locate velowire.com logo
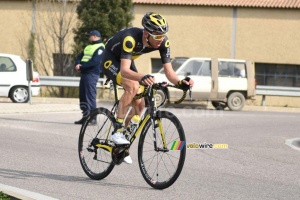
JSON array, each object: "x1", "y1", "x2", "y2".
[
  {"x1": 170, "y1": 141, "x2": 228, "y2": 150},
  {"x1": 186, "y1": 142, "x2": 228, "y2": 149}
]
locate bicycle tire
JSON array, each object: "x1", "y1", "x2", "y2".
[
  {"x1": 138, "y1": 110, "x2": 186, "y2": 189},
  {"x1": 78, "y1": 107, "x2": 116, "y2": 180}
]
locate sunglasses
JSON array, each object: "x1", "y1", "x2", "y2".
[{"x1": 148, "y1": 32, "x2": 166, "y2": 40}]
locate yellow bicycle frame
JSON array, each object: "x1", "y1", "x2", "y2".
[{"x1": 96, "y1": 112, "x2": 168, "y2": 152}]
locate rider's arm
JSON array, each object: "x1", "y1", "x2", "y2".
[
  {"x1": 120, "y1": 59, "x2": 155, "y2": 85},
  {"x1": 163, "y1": 62, "x2": 194, "y2": 88},
  {"x1": 163, "y1": 62, "x2": 180, "y2": 85},
  {"x1": 120, "y1": 58, "x2": 144, "y2": 81}
]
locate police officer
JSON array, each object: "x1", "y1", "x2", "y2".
[{"x1": 74, "y1": 30, "x2": 105, "y2": 125}]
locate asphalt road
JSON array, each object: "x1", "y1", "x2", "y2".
[{"x1": 0, "y1": 103, "x2": 300, "y2": 200}]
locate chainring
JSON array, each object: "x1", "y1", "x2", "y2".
[{"x1": 111, "y1": 146, "x2": 127, "y2": 165}]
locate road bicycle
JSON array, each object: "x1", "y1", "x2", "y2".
[{"x1": 78, "y1": 80, "x2": 190, "y2": 189}]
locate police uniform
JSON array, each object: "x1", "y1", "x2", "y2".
[{"x1": 75, "y1": 40, "x2": 105, "y2": 120}]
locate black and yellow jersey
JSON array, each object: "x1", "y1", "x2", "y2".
[{"x1": 105, "y1": 27, "x2": 171, "y2": 64}]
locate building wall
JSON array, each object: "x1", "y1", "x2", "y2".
[
  {"x1": 0, "y1": 1, "x2": 32, "y2": 57},
  {"x1": 132, "y1": 5, "x2": 300, "y2": 73},
  {"x1": 0, "y1": 0, "x2": 78, "y2": 76},
  {"x1": 236, "y1": 8, "x2": 300, "y2": 65},
  {"x1": 1, "y1": 2, "x2": 300, "y2": 75},
  {"x1": 132, "y1": 5, "x2": 234, "y2": 74}
]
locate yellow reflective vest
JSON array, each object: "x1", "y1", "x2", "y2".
[{"x1": 81, "y1": 43, "x2": 105, "y2": 62}]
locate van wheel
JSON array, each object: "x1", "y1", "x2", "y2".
[
  {"x1": 9, "y1": 86, "x2": 29, "y2": 103},
  {"x1": 227, "y1": 92, "x2": 245, "y2": 111},
  {"x1": 211, "y1": 101, "x2": 227, "y2": 110},
  {"x1": 155, "y1": 89, "x2": 167, "y2": 108}
]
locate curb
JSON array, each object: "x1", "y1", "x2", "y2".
[{"x1": 0, "y1": 183, "x2": 58, "y2": 200}]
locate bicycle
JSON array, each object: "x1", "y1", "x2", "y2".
[{"x1": 78, "y1": 80, "x2": 191, "y2": 189}]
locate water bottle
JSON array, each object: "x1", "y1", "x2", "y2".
[{"x1": 126, "y1": 115, "x2": 140, "y2": 140}]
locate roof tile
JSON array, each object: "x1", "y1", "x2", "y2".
[{"x1": 132, "y1": 0, "x2": 300, "y2": 8}]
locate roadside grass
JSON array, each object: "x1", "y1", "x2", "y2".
[{"x1": 0, "y1": 191, "x2": 10, "y2": 200}]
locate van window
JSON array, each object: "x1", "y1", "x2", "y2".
[
  {"x1": 218, "y1": 61, "x2": 246, "y2": 77},
  {"x1": 0, "y1": 56, "x2": 17, "y2": 72},
  {"x1": 199, "y1": 61, "x2": 211, "y2": 76},
  {"x1": 177, "y1": 60, "x2": 196, "y2": 76},
  {"x1": 177, "y1": 60, "x2": 210, "y2": 76},
  {"x1": 157, "y1": 57, "x2": 187, "y2": 74}
]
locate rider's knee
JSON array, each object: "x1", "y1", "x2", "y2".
[
  {"x1": 124, "y1": 81, "x2": 139, "y2": 95},
  {"x1": 133, "y1": 98, "x2": 145, "y2": 107},
  {"x1": 132, "y1": 98, "x2": 145, "y2": 115}
]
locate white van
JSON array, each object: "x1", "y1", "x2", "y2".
[
  {"x1": 153, "y1": 57, "x2": 256, "y2": 111},
  {"x1": 0, "y1": 53, "x2": 40, "y2": 103}
]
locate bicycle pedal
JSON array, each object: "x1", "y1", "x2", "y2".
[{"x1": 113, "y1": 145, "x2": 128, "y2": 154}]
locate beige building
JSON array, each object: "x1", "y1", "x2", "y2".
[{"x1": 1, "y1": 0, "x2": 300, "y2": 105}]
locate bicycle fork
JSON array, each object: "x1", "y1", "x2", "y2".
[{"x1": 150, "y1": 116, "x2": 168, "y2": 152}]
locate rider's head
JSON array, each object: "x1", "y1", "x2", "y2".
[{"x1": 142, "y1": 12, "x2": 168, "y2": 34}]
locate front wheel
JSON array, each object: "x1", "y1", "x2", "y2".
[
  {"x1": 78, "y1": 107, "x2": 116, "y2": 180},
  {"x1": 138, "y1": 111, "x2": 186, "y2": 189},
  {"x1": 9, "y1": 86, "x2": 29, "y2": 103}
]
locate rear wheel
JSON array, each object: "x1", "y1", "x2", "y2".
[
  {"x1": 138, "y1": 111, "x2": 186, "y2": 189},
  {"x1": 78, "y1": 107, "x2": 115, "y2": 180}
]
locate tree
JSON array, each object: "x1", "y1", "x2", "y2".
[
  {"x1": 33, "y1": 0, "x2": 79, "y2": 97},
  {"x1": 73, "y1": 0, "x2": 133, "y2": 55}
]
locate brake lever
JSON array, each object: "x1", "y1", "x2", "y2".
[
  {"x1": 160, "y1": 81, "x2": 168, "y2": 88},
  {"x1": 147, "y1": 85, "x2": 153, "y2": 97}
]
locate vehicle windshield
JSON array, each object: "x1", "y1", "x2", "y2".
[{"x1": 158, "y1": 57, "x2": 188, "y2": 73}]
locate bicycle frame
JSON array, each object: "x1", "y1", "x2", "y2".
[{"x1": 95, "y1": 83, "x2": 168, "y2": 153}]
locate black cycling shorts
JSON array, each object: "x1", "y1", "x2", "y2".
[{"x1": 101, "y1": 50, "x2": 137, "y2": 86}]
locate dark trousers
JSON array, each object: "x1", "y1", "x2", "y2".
[{"x1": 79, "y1": 73, "x2": 98, "y2": 117}]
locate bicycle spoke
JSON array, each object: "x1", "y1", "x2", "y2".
[
  {"x1": 157, "y1": 153, "x2": 173, "y2": 179},
  {"x1": 138, "y1": 111, "x2": 186, "y2": 189},
  {"x1": 78, "y1": 108, "x2": 115, "y2": 180}
]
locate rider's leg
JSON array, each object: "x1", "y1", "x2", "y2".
[
  {"x1": 111, "y1": 78, "x2": 139, "y2": 145},
  {"x1": 121, "y1": 86, "x2": 145, "y2": 165},
  {"x1": 117, "y1": 77, "x2": 140, "y2": 120},
  {"x1": 114, "y1": 78, "x2": 140, "y2": 163},
  {"x1": 125, "y1": 98, "x2": 145, "y2": 126}
]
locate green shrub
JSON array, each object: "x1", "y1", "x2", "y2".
[{"x1": 0, "y1": 191, "x2": 10, "y2": 200}]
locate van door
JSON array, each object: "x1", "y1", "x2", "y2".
[
  {"x1": 175, "y1": 58, "x2": 211, "y2": 100},
  {"x1": 217, "y1": 60, "x2": 248, "y2": 100}
]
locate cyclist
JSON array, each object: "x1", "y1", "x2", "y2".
[{"x1": 101, "y1": 12, "x2": 194, "y2": 164}]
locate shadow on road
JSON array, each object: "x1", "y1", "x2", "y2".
[{"x1": 0, "y1": 168, "x2": 153, "y2": 190}]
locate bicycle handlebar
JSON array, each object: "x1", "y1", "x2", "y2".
[
  {"x1": 155, "y1": 82, "x2": 192, "y2": 104},
  {"x1": 104, "y1": 79, "x2": 192, "y2": 105},
  {"x1": 135, "y1": 82, "x2": 192, "y2": 105}
]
